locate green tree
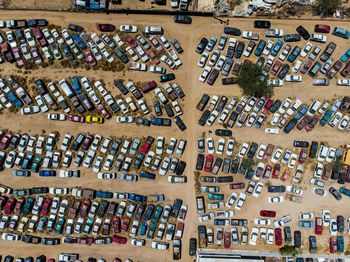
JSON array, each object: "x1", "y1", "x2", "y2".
[
  {"x1": 315, "y1": 0, "x2": 342, "y2": 15},
  {"x1": 238, "y1": 63, "x2": 273, "y2": 98},
  {"x1": 279, "y1": 245, "x2": 298, "y2": 256},
  {"x1": 332, "y1": 157, "x2": 344, "y2": 172},
  {"x1": 242, "y1": 158, "x2": 255, "y2": 170}
]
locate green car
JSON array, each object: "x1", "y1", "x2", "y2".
[
  {"x1": 337, "y1": 236, "x2": 344, "y2": 252},
  {"x1": 31, "y1": 155, "x2": 42, "y2": 173},
  {"x1": 339, "y1": 187, "x2": 350, "y2": 197},
  {"x1": 151, "y1": 205, "x2": 163, "y2": 224},
  {"x1": 83, "y1": 217, "x2": 94, "y2": 234},
  {"x1": 208, "y1": 193, "x2": 224, "y2": 200},
  {"x1": 55, "y1": 217, "x2": 65, "y2": 234},
  {"x1": 22, "y1": 197, "x2": 35, "y2": 215},
  {"x1": 147, "y1": 222, "x2": 157, "y2": 239},
  {"x1": 332, "y1": 27, "x2": 349, "y2": 39},
  {"x1": 159, "y1": 73, "x2": 175, "y2": 83}
]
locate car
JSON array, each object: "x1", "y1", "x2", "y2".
[
  {"x1": 329, "y1": 187, "x2": 342, "y2": 201},
  {"x1": 97, "y1": 24, "x2": 115, "y2": 32},
  {"x1": 296, "y1": 25, "x2": 310, "y2": 40},
  {"x1": 268, "y1": 196, "x2": 284, "y2": 203},
  {"x1": 174, "y1": 15, "x2": 192, "y2": 24},
  {"x1": 119, "y1": 24, "x2": 137, "y2": 33}
]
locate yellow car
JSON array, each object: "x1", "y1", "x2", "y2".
[{"x1": 85, "y1": 115, "x2": 104, "y2": 124}]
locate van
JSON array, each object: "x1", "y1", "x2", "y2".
[
  {"x1": 58, "y1": 79, "x2": 75, "y2": 98},
  {"x1": 196, "y1": 196, "x2": 205, "y2": 215},
  {"x1": 144, "y1": 26, "x2": 163, "y2": 35}
]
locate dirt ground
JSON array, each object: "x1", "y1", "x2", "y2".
[{"x1": 0, "y1": 10, "x2": 349, "y2": 261}]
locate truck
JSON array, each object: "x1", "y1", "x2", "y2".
[{"x1": 197, "y1": 225, "x2": 207, "y2": 248}]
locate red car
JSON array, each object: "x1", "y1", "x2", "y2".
[
  {"x1": 260, "y1": 210, "x2": 276, "y2": 217},
  {"x1": 322, "y1": 164, "x2": 332, "y2": 180},
  {"x1": 140, "y1": 136, "x2": 154, "y2": 154},
  {"x1": 40, "y1": 197, "x2": 52, "y2": 216},
  {"x1": 223, "y1": 232, "x2": 231, "y2": 249},
  {"x1": 14, "y1": 198, "x2": 25, "y2": 215},
  {"x1": 315, "y1": 217, "x2": 323, "y2": 235},
  {"x1": 78, "y1": 237, "x2": 94, "y2": 245},
  {"x1": 141, "y1": 81, "x2": 157, "y2": 94},
  {"x1": 124, "y1": 34, "x2": 137, "y2": 48},
  {"x1": 230, "y1": 182, "x2": 245, "y2": 190},
  {"x1": 262, "y1": 165, "x2": 272, "y2": 179},
  {"x1": 305, "y1": 115, "x2": 319, "y2": 132},
  {"x1": 3, "y1": 197, "x2": 16, "y2": 215},
  {"x1": 113, "y1": 235, "x2": 127, "y2": 244},
  {"x1": 298, "y1": 148, "x2": 307, "y2": 164},
  {"x1": 272, "y1": 164, "x2": 281, "y2": 179},
  {"x1": 83, "y1": 49, "x2": 97, "y2": 66},
  {"x1": 314, "y1": 24, "x2": 330, "y2": 33},
  {"x1": 98, "y1": 104, "x2": 112, "y2": 119},
  {"x1": 121, "y1": 217, "x2": 130, "y2": 231},
  {"x1": 0, "y1": 195, "x2": 8, "y2": 209},
  {"x1": 326, "y1": 60, "x2": 343, "y2": 79},
  {"x1": 204, "y1": 154, "x2": 214, "y2": 172},
  {"x1": 79, "y1": 199, "x2": 91, "y2": 218},
  {"x1": 280, "y1": 169, "x2": 290, "y2": 182},
  {"x1": 263, "y1": 98, "x2": 274, "y2": 112},
  {"x1": 270, "y1": 60, "x2": 282, "y2": 75},
  {"x1": 113, "y1": 259, "x2": 122, "y2": 262},
  {"x1": 97, "y1": 23, "x2": 116, "y2": 32},
  {"x1": 329, "y1": 237, "x2": 337, "y2": 254},
  {"x1": 0, "y1": 132, "x2": 12, "y2": 150},
  {"x1": 297, "y1": 115, "x2": 311, "y2": 130},
  {"x1": 113, "y1": 217, "x2": 121, "y2": 233},
  {"x1": 274, "y1": 228, "x2": 283, "y2": 246},
  {"x1": 32, "y1": 27, "x2": 47, "y2": 47},
  {"x1": 68, "y1": 114, "x2": 85, "y2": 123},
  {"x1": 340, "y1": 61, "x2": 350, "y2": 77}
]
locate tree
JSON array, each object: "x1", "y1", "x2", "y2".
[
  {"x1": 237, "y1": 63, "x2": 273, "y2": 98},
  {"x1": 315, "y1": 0, "x2": 342, "y2": 15},
  {"x1": 279, "y1": 245, "x2": 298, "y2": 256},
  {"x1": 332, "y1": 157, "x2": 344, "y2": 172}
]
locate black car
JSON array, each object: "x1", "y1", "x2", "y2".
[
  {"x1": 173, "y1": 239, "x2": 182, "y2": 260},
  {"x1": 207, "y1": 69, "x2": 219, "y2": 85},
  {"x1": 196, "y1": 154, "x2": 204, "y2": 170},
  {"x1": 234, "y1": 42, "x2": 245, "y2": 58},
  {"x1": 231, "y1": 219, "x2": 248, "y2": 226},
  {"x1": 296, "y1": 25, "x2": 310, "y2": 40},
  {"x1": 114, "y1": 48, "x2": 129, "y2": 64},
  {"x1": 114, "y1": 80, "x2": 129, "y2": 95},
  {"x1": 174, "y1": 116, "x2": 186, "y2": 131},
  {"x1": 329, "y1": 187, "x2": 342, "y2": 200},
  {"x1": 230, "y1": 157, "x2": 240, "y2": 174},
  {"x1": 269, "y1": 99, "x2": 282, "y2": 113},
  {"x1": 30, "y1": 187, "x2": 49, "y2": 194},
  {"x1": 199, "y1": 176, "x2": 217, "y2": 183},
  {"x1": 196, "y1": 37, "x2": 209, "y2": 54},
  {"x1": 309, "y1": 141, "x2": 318, "y2": 158},
  {"x1": 224, "y1": 27, "x2": 241, "y2": 36},
  {"x1": 196, "y1": 94, "x2": 210, "y2": 111},
  {"x1": 217, "y1": 176, "x2": 233, "y2": 183},
  {"x1": 164, "y1": 103, "x2": 175, "y2": 117},
  {"x1": 189, "y1": 238, "x2": 197, "y2": 256},
  {"x1": 267, "y1": 185, "x2": 286, "y2": 193},
  {"x1": 153, "y1": 100, "x2": 162, "y2": 116},
  {"x1": 284, "y1": 33, "x2": 302, "y2": 42},
  {"x1": 97, "y1": 200, "x2": 109, "y2": 218},
  {"x1": 278, "y1": 64, "x2": 290, "y2": 79},
  {"x1": 222, "y1": 158, "x2": 230, "y2": 173},
  {"x1": 247, "y1": 142, "x2": 258, "y2": 158},
  {"x1": 337, "y1": 215, "x2": 345, "y2": 233},
  {"x1": 222, "y1": 77, "x2": 238, "y2": 85},
  {"x1": 294, "y1": 230, "x2": 301, "y2": 248},
  {"x1": 175, "y1": 160, "x2": 186, "y2": 176},
  {"x1": 171, "y1": 198, "x2": 183, "y2": 218},
  {"x1": 144, "y1": 204, "x2": 155, "y2": 221},
  {"x1": 309, "y1": 236, "x2": 317, "y2": 253},
  {"x1": 215, "y1": 129, "x2": 232, "y2": 137},
  {"x1": 293, "y1": 140, "x2": 309, "y2": 148},
  {"x1": 211, "y1": 158, "x2": 223, "y2": 174},
  {"x1": 254, "y1": 20, "x2": 271, "y2": 29},
  {"x1": 4, "y1": 256, "x2": 14, "y2": 262},
  {"x1": 198, "y1": 110, "x2": 210, "y2": 126},
  {"x1": 174, "y1": 15, "x2": 192, "y2": 24},
  {"x1": 36, "y1": 256, "x2": 46, "y2": 262},
  {"x1": 69, "y1": 23, "x2": 84, "y2": 32}
]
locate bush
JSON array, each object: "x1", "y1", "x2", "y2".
[
  {"x1": 279, "y1": 245, "x2": 298, "y2": 256},
  {"x1": 238, "y1": 63, "x2": 272, "y2": 98},
  {"x1": 315, "y1": 0, "x2": 342, "y2": 15}
]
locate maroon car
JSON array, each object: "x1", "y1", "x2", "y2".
[
  {"x1": 305, "y1": 115, "x2": 319, "y2": 132},
  {"x1": 275, "y1": 228, "x2": 283, "y2": 246},
  {"x1": 140, "y1": 81, "x2": 157, "y2": 94},
  {"x1": 98, "y1": 104, "x2": 111, "y2": 119},
  {"x1": 260, "y1": 210, "x2": 276, "y2": 217},
  {"x1": 113, "y1": 235, "x2": 127, "y2": 244},
  {"x1": 223, "y1": 232, "x2": 231, "y2": 249},
  {"x1": 3, "y1": 197, "x2": 16, "y2": 215},
  {"x1": 113, "y1": 217, "x2": 121, "y2": 233},
  {"x1": 68, "y1": 114, "x2": 85, "y2": 123},
  {"x1": 97, "y1": 23, "x2": 115, "y2": 32},
  {"x1": 272, "y1": 163, "x2": 281, "y2": 179},
  {"x1": 78, "y1": 237, "x2": 94, "y2": 245},
  {"x1": 341, "y1": 61, "x2": 350, "y2": 77},
  {"x1": 0, "y1": 195, "x2": 8, "y2": 209},
  {"x1": 0, "y1": 132, "x2": 12, "y2": 150},
  {"x1": 322, "y1": 163, "x2": 332, "y2": 180},
  {"x1": 326, "y1": 60, "x2": 343, "y2": 79},
  {"x1": 79, "y1": 199, "x2": 91, "y2": 218},
  {"x1": 314, "y1": 24, "x2": 331, "y2": 33},
  {"x1": 262, "y1": 165, "x2": 272, "y2": 179},
  {"x1": 14, "y1": 198, "x2": 25, "y2": 215},
  {"x1": 124, "y1": 34, "x2": 137, "y2": 48},
  {"x1": 81, "y1": 135, "x2": 94, "y2": 151},
  {"x1": 41, "y1": 197, "x2": 52, "y2": 216},
  {"x1": 83, "y1": 49, "x2": 97, "y2": 66},
  {"x1": 297, "y1": 115, "x2": 311, "y2": 130},
  {"x1": 298, "y1": 148, "x2": 307, "y2": 164},
  {"x1": 230, "y1": 182, "x2": 245, "y2": 190}
]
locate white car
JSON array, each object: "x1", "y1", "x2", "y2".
[
  {"x1": 286, "y1": 186, "x2": 303, "y2": 195},
  {"x1": 156, "y1": 136, "x2": 164, "y2": 155},
  {"x1": 337, "y1": 79, "x2": 350, "y2": 86},
  {"x1": 131, "y1": 238, "x2": 145, "y2": 246},
  {"x1": 256, "y1": 144, "x2": 266, "y2": 160},
  {"x1": 254, "y1": 218, "x2": 271, "y2": 225},
  {"x1": 225, "y1": 192, "x2": 237, "y2": 208},
  {"x1": 265, "y1": 128, "x2": 279, "y2": 135},
  {"x1": 238, "y1": 143, "x2": 249, "y2": 158},
  {"x1": 271, "y1": 148, "x2": 283, "y2": 163},
  {"x1": 216, "y1": 138, "x2": 225, "y2": 155},
  {"x1": 285, "y1": 75, "x2": 302, "y2": 82},
  {"x1": 119, "y1": 24, "x2": 138, "y2": 33},
  {"x1": 198, "y1": 51, "x2": 209, "y2": 67},
  {"x1": 267, "y1": 79, "x2": 284, "y2": 87},
  {"x1": 322, "y1": 210, "x2": 331, "y2": 227},
  {"x1": 48, "y1": 113, "x2": 66, "y2": 121},
  {"x1": 299, "y1": 212, "x2": 314, "y2": 220},
  {"x1": 116, "y1": 116, "x2": 134, "y2": 123},
  {"x1": 300, "y1": 42, "x2": 313, "y2": 57},
  {"x1": 198, "y1": 212, "x2": 215, "y2": 223},
  {"x1": 199, "y1": 66, "x2": 212, "y2": 82},
  {"x1": 249, "y1": 227, "x2": 259, "y2": 245},
  {"x1": 150, "y1": 65, "x2": 166, "y2": 74},
  {"x1": 235, "y1": 192, "x2": 246, "y2": 210},
  {"x1": 206, "y1": 138, "x2": 215, "y2": 154},
  {"x1": 330, "y1": 219, "x2": 337, "y2": 236},
  {"x1": 338, "y1": 115, "x2": 350, "y2": 130},
  {"x1": 226, "y1": 139, "x2": 234, "y2": 156},
  {"x1": 268, "y1": 195, "x2": 284, "y2": 203},
  {"x1": 252, "y1": 182, "x2": 263, "y2": 198}
]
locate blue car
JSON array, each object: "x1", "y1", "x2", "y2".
[
  {"x1": 332, "y1": 27, "x2": 350, "y2": 39},
  {"x1": 39, "y1": 170, "x2": 56, "y2": 177},
  {"x1": 271, "y1": 40, "x2": 283, "y2": 57},
  {"x1": 287, "y1": 46, "x2": 301, "y2": 63},
  {"x1": 214, "y1": 219, "x2": 229, "y2": 226},
  {"x1": 283, "y1": 118, "x2": 297, "y2": 134},
  {"x1": 7, "y1": 91, "x2": 23, "y2": 107},
  {"x1": 71, "y1": 76, "x2": 83, "y2": 95},
  {"x1": 61, "y1": 44, "x2": 74, "y2": 61},
  {"x1": 72, "y1": 33, "x2": 87, "y2": 50},
  {"x1": 295, "y1": 105, "x2": 308, "y2": 121},
  {"x1": 139, "y1": 222, "x2": 148, "y2": 236},
  {"x1": 129, "y1": 193, "x2": 147, "y2": 203},
  {"x1": 298, "y1": 220, "x2": 315, "y2": 228},
  {"x1": 255, "y1": 39, "x2": 266, "y2": 56},
  {"x1": 96, "y1": 191, "x2": 113, "y2": 198},
  {"x1": 319, "y1": 110, "x2": 333, "y2": 126},
  {"x1": 340, "y1": 48, "x2": 350, "y2": 63}
]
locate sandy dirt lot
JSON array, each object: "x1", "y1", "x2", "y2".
[{"x1": 0, "y1": 10, "x2": 349, "y2": 261}]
